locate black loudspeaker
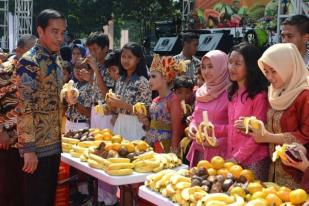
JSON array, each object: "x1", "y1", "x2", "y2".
[
  {"x1": 153, "y1": 36, "x2": 182, "y2": 55},
  {"x1": 197, "y1": 33, "x2": 233, "y2": 56}
]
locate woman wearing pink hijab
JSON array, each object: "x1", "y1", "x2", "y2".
[{"x1": 187, "y1": 50, "x2": 230, "y2": 167}]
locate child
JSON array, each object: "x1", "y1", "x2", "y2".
[
  {"x1": 142, "y1": 55, "x2": 184, "y2": 153},
  {"x1": 186, "y1": 50, "x2": 230, "y2": 167},
  {"x1": 71, "y1": 44, "x2": 87, "y2": 65},
  {"x1": 106, "y1": 42, "x2": 152, "y2": 140},
  {"x1": 65, "y1": 64, "x2": 93, "y2": 133},
  {"x1": 227, "y1": 42, "x2": 269, "y2": 181},
  {"x1": 91, "y1": 50, "x2": 122, "y2": 130},
  {"x1": 173, "y1": 75, "x2": 195, "y2": 105},
  {"x1": 105, "y1": 49, "x2": 121, "y2": 81}
]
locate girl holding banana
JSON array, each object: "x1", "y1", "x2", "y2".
[
  {"x1": 186, "y1": 50, "x2": 230, "y2": 167},
  {"x1": 238, "y1": 43, "x2": 309, "y2": 189},
  {"x1": 227, "y1": 42, "x2": 270, "y2": 181},
  {"x1": 106, "y1": 42, "x2": 152, "y2": 140}
]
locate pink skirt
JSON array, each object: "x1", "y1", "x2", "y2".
[{"x1": 186, "y1": 137, "x2": 227, "y2": 168}]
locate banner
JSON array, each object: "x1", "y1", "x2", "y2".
[{"x1": 192, "y1": 0, "x2": 280, "y2": 30}]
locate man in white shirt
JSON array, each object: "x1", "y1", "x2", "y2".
[{"x1": 174, "y1": 32, "x2": 201, "y2": 78}]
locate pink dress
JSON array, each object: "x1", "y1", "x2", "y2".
[
  {"x1": 227, "y1": 88, "x2": 269, "y2": 180},
  {"x1": 186, "y1": 91, "x2": 228, "y2": 167}
]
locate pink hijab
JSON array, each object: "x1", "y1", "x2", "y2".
[{"x1": 196, "y1": 50, "x2": 230, "y2": 102}]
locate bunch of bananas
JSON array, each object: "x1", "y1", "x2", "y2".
[
  {"x1": 133, "y1": 151, "x2": 182, "y2": 173},
  {"x1": 132, "y1": 102, "x2": 147, "y2": 115},
  {"x1": 105, "y1": 158, "x2": 134, "y2": 176},
  {"x1": 62, "y1": 137, "x2": 80, "y2": 153},
  {"x1": 243, "y1": 116, "x2": 264, "y2": 135},
  {"x1": 60, "y1": 80, "x2": 79, "y2": 102}
]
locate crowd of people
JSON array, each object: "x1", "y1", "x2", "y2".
[{"x1": 0, "y1": 8, "x2": 308, "y2": 206}]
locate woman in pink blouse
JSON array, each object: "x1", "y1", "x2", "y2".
[
  {"x1": 227, "y1": 42, "x2": 269, "y2": 181},
  {"x1": 187, "y1": 50, "x2": 230, "y2": 167}
]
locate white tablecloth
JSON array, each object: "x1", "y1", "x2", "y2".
[
  {"x1": 61, "y1": 153, "x2": 188, "y2": 186},
  {"x1": 138, "y1": 185, "x2": 179, "y2": 206}
]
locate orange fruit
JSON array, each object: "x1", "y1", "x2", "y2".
[
  {"x1": 111, "y1": 135, "x2": 123, "y2": 143},
  {"x1": 240, "y1": 169, "x2": 255, "y2": 182},
  {"x1": 229, "y1": 165, "x2": 243, "y2": 178},
  {"x1": 277, "y1": 189, "x2": 290, "y2": 202},
  {"x1": 251, "y1": 191, "x2": 266, "y2": 200},
  {"x1": 101, "y1": 128, "x2": 113, "y2": 135},
  {"x1": 102, "y1": 132, "x2": 112, "y2": 141},
  {"x1": 289, "y1": 189, "x2": 308, "y2": 205},
  {"x1": 246, "y1": 198, "x2": 268, "y2": 206},
  {"x1": 136, "y1": 141, "x2": 149, "y2": 151},
  {"x1": 112, "y1": 143, "x2": 121, "y2": 151},
  {"x1": 104, "y1": 144, "x2": 113, "y2": 151},
  {"x1": 247, "y1": 182, "x2": 264, "y2": 194},
  {"x1": 224, "y1": 162, "x2": 235, "y2": 170},
  {"x1": 263, "y1": 187, "x2": 277, "y2": 196},
  {"x1": 125, "y1": 143, "x2": 135, "y2": 153},
  {"x1": 197, "y1": 160, "x2": 213, "y2": 170},
  {"x1": 230, "y1": 187, "x2": 246, "y2": 198},
  {"x1": 210, "y1": 156, "x2": 225, "y2": 170},
  {"x1": 94, "y1": 133, "x2": 104, "y2": 141},
  {"x1": 207, "y1": 168, "x2": 217, "y2": 176},
  {"x1": 266, "y1": 193, "x2": 282, "y2": 206},
  {"x1": 217, "y1": 168, "x2": 229, "y2": 178}
]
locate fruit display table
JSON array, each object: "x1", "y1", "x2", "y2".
[
  {"x1": 61, "y1": 153, "x2": 188, "y2": 205},
  {"x1": 139, "y1": 185, "x2": 178, "y2": 206}
]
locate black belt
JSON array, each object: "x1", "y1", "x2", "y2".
[{"x1": 66, "y1": 117, "x2": 88, "y2": 123}]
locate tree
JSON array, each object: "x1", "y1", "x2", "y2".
[{"x1": 32, "y1": 0, "x2": 112, "y2": 38}]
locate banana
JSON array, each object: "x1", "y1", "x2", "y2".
[
  {"x1": 89, "y1": 154, "x2": 111, "y2": 167},
  {"x1": 175, "y1": 181, "x2": 191, "y2": 190},
  {"x1": 77, "y1": 141, "x2": 95, "y2": 148},
  {"x1": 108, "y1": 157, "x2": 130, "y2": 163},
  {"x1": 94, "y1": 101, "x2": 109, "y2": 116},
  {"x1": 243, "y1": 116, "x2": 264, "y2": 135},
  {"x1": 272, "y1": 144, "x2": 288, "y2": 162},
  {"x1": 62, "y1": 147, "x2": 71, "y2": 153},
  {"x1": 133, "y1": 102, "x2": 147, "y2": 115},
  {"x1": 152, "y1": 162, "x2": 164, "y2": 173},
  {"x1": 135, "y1": 151, "x2": 154, "y2": 161},
  {"x1": 227, "y1": 195, "x2": 245, "y2": 206},
  {"x1": 60, "y1": 80, "x2": 79, "y2": 102},
  {"x1": 88, "y1": 159, "x2": 104, "y2": 170},
  {"x1": 170, "y1": 175, "x2": 191, "y2": 185},
  {"x1": 155, "y1": 171, "x2": 176, "y2": 190},
  {"x1": 134, "y1": 159, "x2": 161, "y2": 169},
  {"x1": 107, "y1": 163, "x2": 134, "y2": 170},
  {"x1": 200, "y1": 193, "x2": 234, "y2": 204},
  {"x1": 62, "y1": 142, "x2": 73, "y2": 150},
  {"x1": 197, "y1": 121, "x2": 217, "y2": 147},
  {"x1": 80, "y1": 154, "x2": 88, "y2": 162},
  {"x1": 181, "y1": 186, "x2": 206, "y2": 201},
  {"x1": 134, "y1": 165, "x2": 155, "y2": 173},
  {"x1": 146, "y1": 169, "x2": 173, "y2": 182},
  {"x1": 62, "y1": 137, "x2": 80, "y2": 144},
  {"x1": 176, "y1": 169, "x2": 190, "y2": 176},
  {"x1": 105, "y1": 168, "x2": 133, "y2": 176},
  {"x1": 105, "y1": 89, "x2": 117, "y2": 101},
  {"x1": 166, "y1": 184, "x2": 176, "y2": 197},
  {"x1": 70, "y1": 150, "x2": 82, "y2": 158},
  {"x1": 72, "y1": 145, "x2": 87, "y2": 153}
]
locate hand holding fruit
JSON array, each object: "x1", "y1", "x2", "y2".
[
  {"x1": 188, "y1": 125, "x2": 197, "y2": 140},
  {"x1": 137, "y1": 113, "x2": 150, "y2": 129},
  {"x1": 106, "y1": 95, "x2": 123, "y2": 108},
  {"x1": 281, "y1": 144, "x2": 309, "y2": 172}
]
